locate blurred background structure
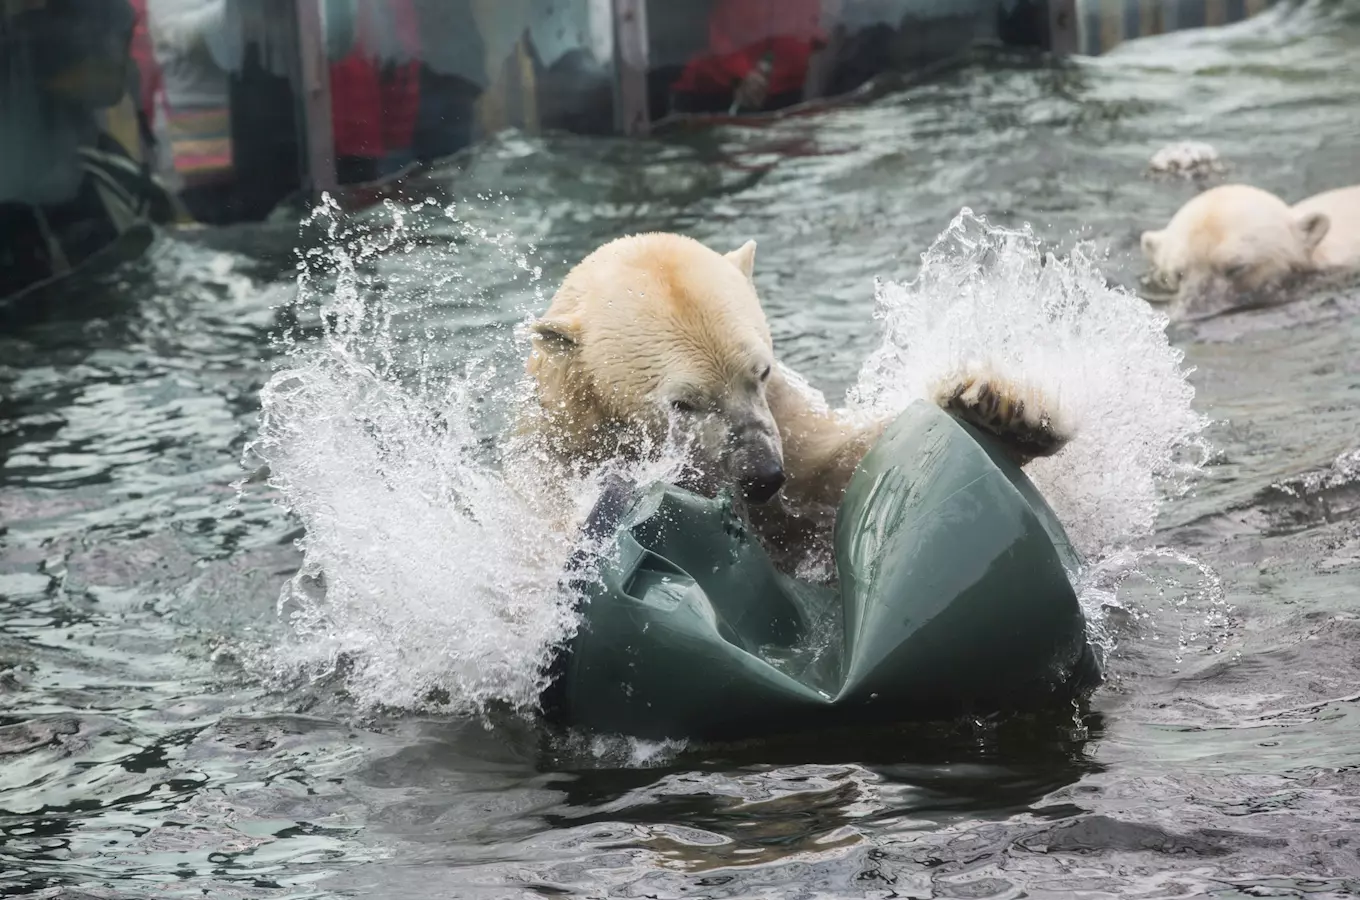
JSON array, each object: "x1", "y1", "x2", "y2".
[{"x1": 0, "y1": 0, "x2": 1276, "y2": 307}]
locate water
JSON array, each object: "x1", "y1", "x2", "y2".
[{"x1": 4, "y1": 1, "x2": 1360, "y2": 895}]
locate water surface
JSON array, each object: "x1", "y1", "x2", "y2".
[{"x1": 4, "y1": 3, "x2": 1360, "y2": 897}]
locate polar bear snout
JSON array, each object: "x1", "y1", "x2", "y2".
[
  {"x1": 1173, "y1": 268, "x2": 1296, "y2": 322},
  {"x1": 738, "y1": 454, "x2": 786, "y2": 504},
  {"x1": 722, "y1": 398, "x2": 786, "y2": 505},
  {"x1": 659, "y1": 390, "x2": 786, "y2": 504}
]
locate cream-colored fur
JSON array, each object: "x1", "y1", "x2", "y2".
[
  {"x1": 1141, "y1": 183, "x2": 1360, "y2": 318},
  {"x1": 519, "y1": 232, "x2": 1073, "y2": 563},
  {"x1": 521, "y1": 233, "x2": 783, "y2": 491},
  {"x1": 1291, "y1": 186, "x2": 1360, "y2": 269}
]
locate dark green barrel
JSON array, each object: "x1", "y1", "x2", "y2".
[{"x1": 540, "y1": 400, "x2": 1101, "y2": 743}]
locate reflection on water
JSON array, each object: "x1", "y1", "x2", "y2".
[{"x1": 3, "y1": 3, "x2": 1360, "y2": 897}]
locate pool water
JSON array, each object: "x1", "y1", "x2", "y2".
[{"x1": 3, "y1": 2, "x2": 1360, "y2": 897}]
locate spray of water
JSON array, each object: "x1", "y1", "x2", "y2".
[
  {"x1": 850, "y1": 210, "x2": 1217, "y2": 658},
  {"x1": 243, "y1": 195, "x2": 655, "y2": 717},
  {"x1": 851, "y1": 209, "x2": 1210, "y2": 557},
  {"x1": 1075, "y1": 546, "x2": 1234, "y2": 671},
  {"x1": 246, "y1": 201, "x2": 1219, "y2": 723},
  {"x1": 1147, "y1": 141, "x2": 1226, "y2": 180}
]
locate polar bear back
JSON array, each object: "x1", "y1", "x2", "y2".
[{"x1": 1292, "y1": 186, "x2": 1360, "y2": 269}]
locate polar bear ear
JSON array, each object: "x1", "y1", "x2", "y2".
[
  {"x1": 1295, "y1": 211, "x2": 1331, "y2": 254},
  {"x1": 725, "y1": 240, "x2": 757, "y2": 281},
  {"x1": 1139, "y1": 229, "x2": 1163, "y2": 262},
  {"x1": 529, "y1": 316, "x2": 581, "y2": 352}
]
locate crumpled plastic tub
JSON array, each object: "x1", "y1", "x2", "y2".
[{"x1": 541, "y1": 400, "x2": 1102, "y2": 743}]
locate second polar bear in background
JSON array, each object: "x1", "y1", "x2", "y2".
[
  {"x1": 518, "y1": 232, "x2": 1075, "y2": 566},
  {"x1": 1141, "y1": 183, "x2": 1360, "y2": 320}
]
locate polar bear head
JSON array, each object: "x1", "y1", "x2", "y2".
[
  {"x1": 1141, "y1": 184, "x2": 1331, "y2": 318},
  {"x1": 526, "y1": 233, "x2": 786, "y2": 503}
]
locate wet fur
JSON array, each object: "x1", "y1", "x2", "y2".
[
  {"x1": 1142, "y1": 184, "x2": 1360, "y2": 318},
  {"x1": 519, "y1": 232, "x2": 1074, "y2": 568},
  {"x1": 930, "y1": 366, "x2": 1069, "y2": 466}
]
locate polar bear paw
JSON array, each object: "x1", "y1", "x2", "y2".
[{"x1": 930, "y1": 367, "x2": 1072, "y2": 464}]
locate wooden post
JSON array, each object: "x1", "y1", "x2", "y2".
[
  {"x1": 803, "y1": 0, "x2": 843, "y2": 101},
  {"x1": 1047, "y1": 0, "x2": 1080, "y2": 55},
  {"x1": 295, "y1": 0, "x2": 337, "y2": 197},
  {"x1": 612, "y1": 0, "x2": 650, "y2": 136}
]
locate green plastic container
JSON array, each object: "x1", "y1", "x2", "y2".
[{"x1": 541, "y1": 400, "x2": 1101, "y2": 743}]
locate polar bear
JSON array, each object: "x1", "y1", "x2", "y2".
[
  {"x1": 1141, "y1": 184, "x2": 1360, "y2": 319},
  {"x1": 519, "y1": 232, "x2": 1073, "y2": 562}
]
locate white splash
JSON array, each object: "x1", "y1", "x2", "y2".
[
  {"x1": 1074, "y1": 546, "x2": 1233, "y2": 670},
  {"x1": 851, "y1": 208, "x2": 1210, "y2": 560},
  {"x1": 246, "y1": 201, "x2": 1219, "y2": 719},
  {"x1": 1147, "y1": 141, "x2": 1226, "y2": 179},
  {"x1": 242, "y1": 195, "x2": 679, "y2": 717}
]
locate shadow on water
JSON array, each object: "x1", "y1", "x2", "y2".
[{"x1": 4, "y1": 2, "x2": 1360, "y2": 896}]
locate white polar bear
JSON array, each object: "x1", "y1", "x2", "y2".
[
  {"x1": 518, "y1": 232, "x2": 1074, "y2": 566},
  {"x1": 1141, "y1": 183, "x2": 1360, "y2": 319}
]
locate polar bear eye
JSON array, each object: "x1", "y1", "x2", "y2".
[
  {"x1": 1221, "y1": 263, "x2": 1248, "y2": 280},
  {"x1": 759, "y1": 365, "x2": 772, "y2": 382},
  {"x1": 671, "y1": 399, "x2": 700, "y2": 415}
]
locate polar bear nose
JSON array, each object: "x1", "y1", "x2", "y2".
[{"x1": 739, "y1": 461, "x2": 786, "y2": 504}]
